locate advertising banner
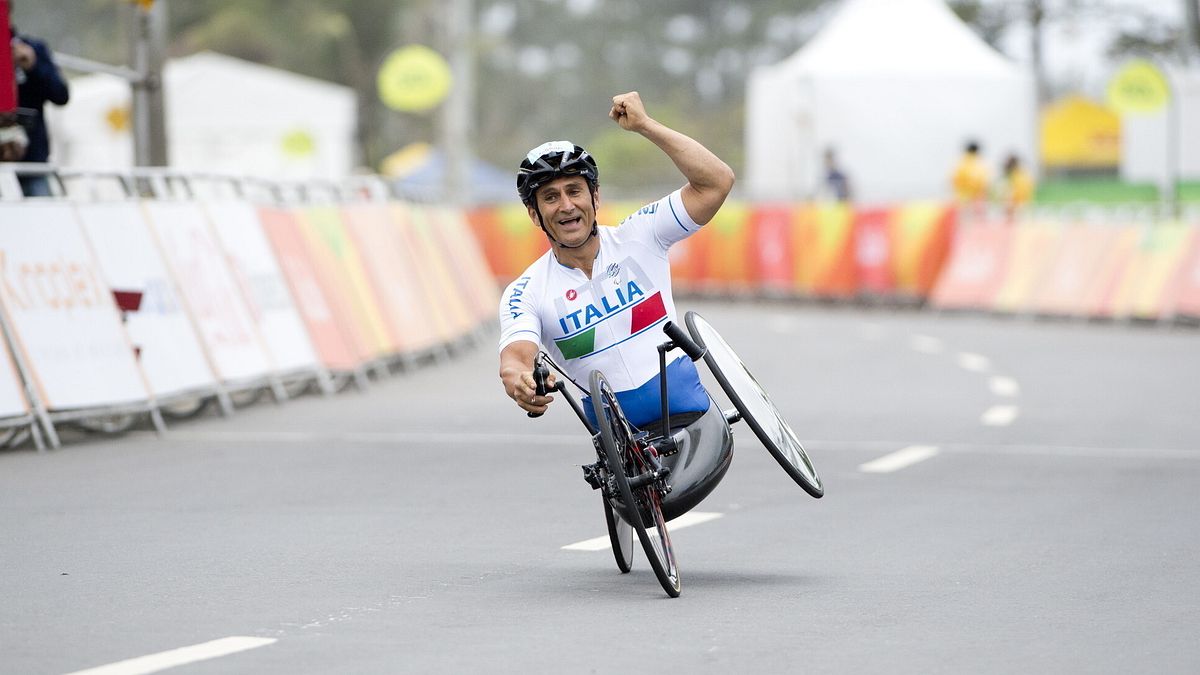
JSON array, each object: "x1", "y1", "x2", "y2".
[
  {"x1": 390, "y1": 203, "x2": 457, "y2": 343},
  {"x1": 1108, "y1": 223, "x2": 1193, "y2": 320},
  {"x1": 427, "y1": 206, "x2": 502, "y2": 323},
  {"x1": 992, "y1": 222, "x2": 1063, "y2": 313},
  {"x1": 0, "y1": 203, "x2": 149, "y2": 409},
  {"x1": 1080, "y1": 226, "x2": 1139, "y2": 317},
  {"x1": 1166, "y1": 227, "x2": 1200, "y2": 319},
  {"x1": 340, "y1": 203, "x2": 440, "y2": 353},
  {"x1": 701, "y1": 202, "x2": 752, "y2": 290},
  {"x1": 76, "y1": 202, "x2": 219, "y2": 397},
  {"x1": 747, "y1": 206, "x2": 794, "y2": 293},
  {"x1": 888, "y1": 202, "x2": 954, "y2": 297},
  {"x1": 929, "y1": 222, "x2": 1013, "y2": 310},
  {"x1": 204, "y1": 200, "x2": 322, "y2": 373},
  {"x1": 853, "y1": 208, "x2": 894, "y2": 295},
  {"x1": 1026, "y1": 224, "x2": 1116, "y2": 316},
  {"x1": 793, "y1": 203, "x2": 856, "y2": 297},
  {"x1": 465, "y1": 207, "x2": 507, "y2": 281},
  {"x1": 0, "y1": 348, "x2": 28, "y2": 418},
  {"x1": 143, "y1": 201, "x2": 274, "y2": 382},
  {"x1": 256, "y1": 207, "x2": 359, "y2": 370},
  {"x1": 406, "y1": 205, "x2": 475, "y2": 337},
  {"x1": 295, "y1": 206, "x2": 394, "y2": 357},
  {"x1": 495, "y1": 203, "x2": 549, "y2": 280}
]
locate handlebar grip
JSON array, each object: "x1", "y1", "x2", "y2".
[
  {"x1": 527, "y1": 360, "x2": 550, "y2": 418},
  {"x1": 663, "y1": 321, "x2": 706, "y2": 362}
]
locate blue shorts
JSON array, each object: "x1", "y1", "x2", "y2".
[{"x1": 583, "y1": 355, "x2": 710, "y2": 430}]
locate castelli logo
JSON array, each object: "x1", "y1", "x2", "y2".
[{"x1": 565, "y1": 289, "x2": 577, "y2": 301}]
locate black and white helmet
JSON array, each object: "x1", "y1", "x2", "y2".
[{"x1": 516, "y1": 141, "x2": 599, "y2": 207}]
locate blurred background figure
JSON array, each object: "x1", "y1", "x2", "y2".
[
  {"x1": 7, "y1": 0, "x2": 68, "y2": 196},
  {"x1": 822, "y1": 147, "x2": 853, "y2": 203},
  {"x1": 951, "y1": 140, "x2": 990, "y2": 219},
  {"x1": 1001, "y1": 153, "x2": 1035, "y2": 220}
]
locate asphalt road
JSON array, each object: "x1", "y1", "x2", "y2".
[{"x1": 2, "y1": 300, "x2": 1198, "y2": 674}]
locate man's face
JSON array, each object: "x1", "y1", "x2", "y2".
[{"x1": 529, "y1": 176, "x2": 597, "y2": 248}]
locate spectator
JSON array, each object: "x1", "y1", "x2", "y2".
[
  {"x1": 951, "y1": 140, "x2": 989, "y2": 202},
  {"x1": 822, "y1": 147, "x2": 852, "y2": 203},
  {"x1": 1001, "y1": 153, "x2": 1034, "y2": 219},
  {"x1": 9, "y1": 3, "x2": 69, "y2": 196}
]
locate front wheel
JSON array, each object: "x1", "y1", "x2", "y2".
[{"x1": 590, "y1": 370, "x2": 680, "y2": 597}]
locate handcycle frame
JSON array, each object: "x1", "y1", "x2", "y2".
[{"x1": 531, "y1": 311, "x2": 824, "y2": 598}]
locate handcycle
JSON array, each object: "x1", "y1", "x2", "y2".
[{"x1": 530, "y1": 311, "x2": 823, "y2": 597}]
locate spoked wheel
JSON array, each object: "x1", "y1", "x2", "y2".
[
  {"x1": 590, "y1": 370, "x2": 680, "y2": 597},
  {"x1": 603, "y1": 497, "x2": 634, "y2": 573}
]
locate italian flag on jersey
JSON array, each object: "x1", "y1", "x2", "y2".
[{"x1": 554, "y1": 291, "x2": 668, "y2": 359}]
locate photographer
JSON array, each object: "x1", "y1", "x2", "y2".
[{"x1": 8, "y1": 1, "x2": 69, "y2": 196}]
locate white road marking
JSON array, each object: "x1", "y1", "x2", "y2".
[
  {"x1": 64, "y1": 636, "x2": 276, "y2": 675},
  {"x1": 956, "y1": 352, "x2": 992, "y2": 372},
  {"x1": 562, "y1": 511, "x2": 724, "y2": 551},
  {"x1": 909, "y1": 334, "x2": 944, "y2": 354},
  {"x1": 989, "y1": 376, "x2": 1020, "y2": 397},
  {"x1": 858, "y1": 445, "x2": 940, "y2": 473},
  {"x1": 982, "y1": 405, "x2": 1020, "y2": 426}
]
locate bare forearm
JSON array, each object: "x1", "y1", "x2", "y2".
[
  {"x1": 637, "y1": 119, "x2": 734, "y2": 195},
  {"x1": 609, "y1": 92, "x2": 733, "y2": 224}
]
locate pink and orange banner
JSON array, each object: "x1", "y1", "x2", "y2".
[
  {"x1": 465, "y1": 199, "x2": 1199, "y2": 323},
  {"x1": 257, "y1": 207, "x2": 359, "y2": 371},
  {"x1": 929, "y1": 222, "x2": 1012, "y2": 310}
]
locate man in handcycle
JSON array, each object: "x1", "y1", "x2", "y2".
[
  {"x1": 498, "y1": 91, "x2": 734, "y2": 439},
  {"x1": 498, "y1": 96, "x2": 821, "y2": 596}
]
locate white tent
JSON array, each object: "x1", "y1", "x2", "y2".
[
  {"x1": 1120, "y1": 67, "x2": 1200, "y2": 192},
  {"x1": 48, "y1": 51, "x2": 357, "y2": 180},
  {"x1": 744, "y1": 0, "x2": 1035, "y2": 205}
]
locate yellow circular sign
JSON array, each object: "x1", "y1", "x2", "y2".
[
  {"x1": 377, "y1": 45, "x2": 453, "y2": 113},
  {"x1": 1106, "y1": 60, "x2": 1170, "y2": 114}
]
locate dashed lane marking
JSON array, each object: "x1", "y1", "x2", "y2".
[
  {"x1": 989, "y1": 376, "x2": 1020, "y2": 397},
  {"x1": 909, "y1": 334, "x2": 945, "y2": 354},
  {"x1": 981, "y1": 405, "x2": 1020, "y2": 426},
  {"x1": 956, "y1": 352, "x2": 992, "y2": 373},
  {"x1": 562, "y1": 511, "x2": 724, "y2": 551},
  {"x1": 64, "y1": 636, "x2": 276, "y2": 675},
  {"x1": 858, "y1": 445, "x2": 941, "y2": 473}
]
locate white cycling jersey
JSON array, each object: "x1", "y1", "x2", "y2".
[{"x1": 499, "y1": 189, "x2": 709, "y2": 425}]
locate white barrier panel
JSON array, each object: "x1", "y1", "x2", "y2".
[
  {"x1": 142, "y1": 201, "x2": 274, "y2": 383},
  {"x1": 0, "y1": 202, "x2": 150, "y2": 409},
  {"x1": 203, "y1": 200, "x2": 321, "y2": 373},
  {"x1": 75, "y1": 202, "x2": 221, "y2": 398},
  {"x1": 0, "y1": 347, "x2": 30, "y2": 417}
]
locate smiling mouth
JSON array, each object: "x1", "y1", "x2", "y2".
[{"x1": 559, "y1": 216, "x2": 583, "y2": 228}]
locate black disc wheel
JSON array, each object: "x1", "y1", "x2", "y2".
[
  {"x1": 603, "y1": 497, "x2": 634, "y2": 574},
  {"x1": 590, "y1": 370, "x2": 680, "y2": 597}
]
